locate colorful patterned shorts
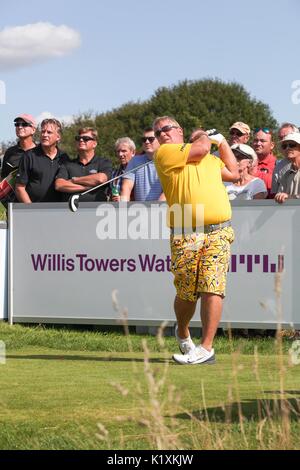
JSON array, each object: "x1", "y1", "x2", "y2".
[{"x1": 170, "y1": 226, "x2": 235, "y2": 302}]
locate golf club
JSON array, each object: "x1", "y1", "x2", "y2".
[{"x1": 68, "y1": 160, "x2": 152, "y2": 212}]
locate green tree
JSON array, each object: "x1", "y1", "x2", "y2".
[
  {"x1": 148, "y1": 79, "x2": 278, "y2": 139},
  {"x1": 57, "y1": 78, "x2": 278, "y2": 162}
]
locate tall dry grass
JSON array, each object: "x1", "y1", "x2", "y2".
[{"x1": 95, "y1": 283, "x2": 300, "y2": 450}]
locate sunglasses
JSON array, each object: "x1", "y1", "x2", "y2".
[
  {"x1": 14, "y1": 122, "x2": 32, "y2": 128},
  {"x1": 154, "y1": 125, "x2": 178, "y2": 137},
  {"x1": 229, "y1": 129, "x2": 244, "y2": 137},
  {"x1": 281, "y1": 142, "x2": 298, "y2": 150},
  {"x1": 75, "y1": 135, "x2": 96, "y2": 142},
  {"x1": 142, "y1": 136, "x2": 156, "y2": 143},
  {"x1": 254, "y1": 127, "x2": 272, "y2": 134}
]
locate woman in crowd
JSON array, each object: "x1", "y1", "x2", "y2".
[{"x1": 224, "y1": 143, "x2": 267, "y2": 200}]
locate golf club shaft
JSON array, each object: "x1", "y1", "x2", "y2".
[{"x1": 79, "y1": 159, "x2": 152, "y2": 197}]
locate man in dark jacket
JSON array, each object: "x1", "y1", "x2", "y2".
[{"x1": 15, "y1": 118, "x2": 69, "y2": 203}]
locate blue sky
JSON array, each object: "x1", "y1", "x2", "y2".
[{"x1": 1, "y1": 0, "x2": 300, "y2": 143}]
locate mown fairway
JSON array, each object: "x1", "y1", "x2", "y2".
[{"x1": 0, "y1": 323, "x2": 299, "y2": 450}]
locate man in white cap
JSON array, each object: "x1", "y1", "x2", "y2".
[
  {"x1": 228, "y1": 122, "x2": 251, "y2": 146},
  {"x1": 271, "y1": 122, "x2": 300, "y2": 195},
  {"x1": 1, "y1": 114, "x2": 36, "y2": 181},
  {"x1": 275, "y1": 133, "x2": 300, "y2": 203}
]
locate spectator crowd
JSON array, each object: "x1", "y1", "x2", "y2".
[
  {"x1": 1, "y1": 114, "x2": 299, "y2": 342},
  {"x1": 1, "y1": 114, "x2": 300, "y2": 206}
]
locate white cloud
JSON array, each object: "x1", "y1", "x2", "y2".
[
  {"x1": 35, "y1": 112, "x2": 75, "y2": 127},
  {"x1": 0, "y1": 22, "x2": 81, "y2": 70}
]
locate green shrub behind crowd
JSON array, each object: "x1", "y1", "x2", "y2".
[
  {"x1": 0, "y1": 78, "x2": 278, "y2": 163},
  {"x1": 59, "y1": 78, "x2": 278, "y2": 161}
]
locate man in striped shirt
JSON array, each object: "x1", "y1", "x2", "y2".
[{"x1": 120, "y1": 127, "x2": 165, "y2": 201}]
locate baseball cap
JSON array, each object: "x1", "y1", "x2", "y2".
[
  {"x1": 230, "y1": 122, "x2": 250, "y2": 135},
  {"x1": 281, "y1": 132, "x2": 300, "y2": 145},
  {"x1": 231, "y1": 143, "x2": 257, "y2": 160},
  {"x1": 14, "y1": 114, "x2": 37, "y2": 127}
]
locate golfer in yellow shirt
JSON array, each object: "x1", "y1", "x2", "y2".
[{"x1": 154, "y1": 116, "x2": 239, "y2": 365}]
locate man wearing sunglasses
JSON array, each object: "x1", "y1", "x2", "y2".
[
  {"x1": 120, "y1": 127, "x2": 165, "y2": 201},
  {"x1": 228, "y1": 122, "x2": 250, "y2": 146},
  {"x1": 153, "y1": 116, "x2": 239, "y2": 365},
  {"x1": 55, "y1": 127, "x2": 112, "y2": 202},
  {"x1": 1, "y1": 114, "x2": 36, "y2": 182},
  {"x1": 271, "y1": 122, "x2": 300, "y2": 195},
  {"x1": 275, "y1": 133, "x2": 300, "y2": 203},
  {"x1": 15, "y1": 118, "x2": 69, "y2": 203},
  {"x1": 252, "y1": 127, "x2": 276, "y2": 197}
]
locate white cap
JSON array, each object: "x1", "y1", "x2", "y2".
[
  {"x1": 282, "y1": 132, "x2": 300, "y2": 145},
  {"x1": 231, "y1": 143, "x2": 257, "y2": 160}
]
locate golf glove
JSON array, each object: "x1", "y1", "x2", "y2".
[{"x1": 206, "y1": 129, "x2": 225, "y2": 147}]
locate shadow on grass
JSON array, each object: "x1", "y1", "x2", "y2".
[
  {"x1": 174, "y1": 396, "x2": 300, "y2": 423},
  {"x1": 6, "y1": 354, "x2": 169, "y2": 364}
]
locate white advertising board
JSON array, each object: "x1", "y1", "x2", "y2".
[
  {"x1": 0, "y1": 222, "x2": 7, "y2": 320},
  {"x1": 8, "y1": 201, "x2": 300, "y2": 328}
]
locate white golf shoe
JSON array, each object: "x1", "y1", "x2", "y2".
[
  {"x1": 172, "y1": 345, "x2": 216, "y2": 365},
  {"x1": 175, "y1": 324, "x2": 196, "y2": 354}
]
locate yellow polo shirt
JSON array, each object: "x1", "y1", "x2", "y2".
[{"x1": 154, "y1": 143, "x2": 231, "y2": 226}]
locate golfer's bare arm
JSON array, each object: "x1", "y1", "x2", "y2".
[
  {"x1": 187, "y1": 132, "x2": 211, "y2": 163},
  {"x1": 120, "y1": 178, "x2": 134, "y2": 201},
  {"x1": 15, "y1": 183, "x2": 32, "y2": 203},
  {"x1": 219, "y1": 141, "x2": 239, "y2": 182},
  {"x1": 71, "y1": 173, "x2": 108, "y2": 187}
]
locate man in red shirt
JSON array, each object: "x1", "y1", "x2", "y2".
[{"x1": 252, "y1": 127, "x2": 276, "y2": 198}]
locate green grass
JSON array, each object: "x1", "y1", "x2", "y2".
[
  {"x1": 0, "y1": 322, "x2": 299, "y2": 450},
  {"x1": 0, "y1": 321, "x2": 293, "y2": 354}
]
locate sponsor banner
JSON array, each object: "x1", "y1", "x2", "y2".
[
  {"x1": 9, "y1": 201, "x2": 300, "y2": 328},
  {"x1": 0, "y1": 223, "x2": 7, "y2": 320}
]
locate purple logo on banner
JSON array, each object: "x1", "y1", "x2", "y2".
[{"x1": 230, "y1": 254, "x2": 284, "y2": 273}]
